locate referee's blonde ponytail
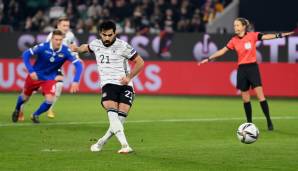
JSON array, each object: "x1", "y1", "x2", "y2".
[{"x1": 235, "y1": 18, "x2": 254, "y2": 32}]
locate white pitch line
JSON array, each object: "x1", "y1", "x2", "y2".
[
  {"x1": 0, "y1": 116, "x2": 298, "y2": 127},
  {"x1": 41, "y1": 149, "x2": 62, "y2": 152}
]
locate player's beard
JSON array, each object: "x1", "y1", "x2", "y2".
[{"x1": 102, "y1": 38, "x2": 116, "y2": 47}]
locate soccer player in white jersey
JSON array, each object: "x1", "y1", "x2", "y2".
[
  {"x1": 18, "y1": 17, "x2": 78, "y2": 121},
  {"x1": 71, "y1": 21, "x2": 144, "y2": 154}
]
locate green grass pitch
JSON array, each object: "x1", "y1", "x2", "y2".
[{"x1": 0, "y1": 93, "x2": 297, "y2": 171}]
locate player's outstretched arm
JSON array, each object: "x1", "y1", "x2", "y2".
[
  {"x1": 70, "y1": 60, "x2": 83, "y2": 93},
  {"x1": 70, "y1": 44, "x2": 89, "y2": 53},
  {"x1": 120, "y1": 55, "x2": 145, "y2": 85},
  {"x1": 261, "y1": 31, "x2": 294, "y2": 40},
  {"x1": 22, "y1": 50, "x2": 38, "y2": 80},
  {"x1": 198, "y1": 47, "x2": 229, "y2": 66}
]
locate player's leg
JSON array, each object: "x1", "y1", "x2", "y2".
[
  {"x1": 18, "y1": 89, "x2": 39, "y2": 121},
  {"x1": 118, "y1": 110, "x2": 128, "y2": 125},
  {"x1": 12, "y1": 92, "x2": 30, "y2": 122},
  {"x1": 48, "y1": 73, "x2": 64, "y2": 118},
  {"x1": 254, "y1": 86, "x2": 273, "y2": 130},
  {"x1": 91, "y1": 105, "x2": 130, "y2": 152},
  {"x1": 18, "y1": 104, "x2": 25, "y2": 121},
  {"x1": 116, "y1": 86, "x2": 134, "y2": 153},
  {"x1": 241, "y1": 90, "x2": 252, "y2": 123},
  {"x1": 91, "y1": 100, "x2": 122, "y2": 152},
  {"x1": 91, "y1": 126, "x2": 113, "y2": 152},
  {"x1": 12, "y1": 76, "x2": 35, "y2": 122},
  {"x1": 31, "y1": 81, "x2": 56, "y2": 123},
  {"x1": 105, "y1": 100, "x2": 130, "y2": 149},
  {"x1": 237, "y1": 66, "x2": 252, "y2": 123},
  {"x1": 249, "y1": 64, "x2": 273, "y2": 130},
  {"x1": 92, "y1": 104, "x2": 132, "y2": 153},
  {"x1": 91, "y1": 84, "x2": 122, "y2": 152},
  {"x1": 31, "y1": 94, "x2": 54, "y2": 123},
  {"x1": 117, "y1": 103, "x2": 133, "y2": 154}
]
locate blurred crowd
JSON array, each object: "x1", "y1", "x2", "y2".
[{"x1": 0, "y1": 0, "x2": 231, "y2": 34}]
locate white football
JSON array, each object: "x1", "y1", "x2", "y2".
[{"x1": 237, "y1": 123, "x2": 259, "y2": 144}]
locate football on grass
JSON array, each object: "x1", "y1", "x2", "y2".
[{"x1": 237, "y1": 123, "x2": 259, "y2": 144}]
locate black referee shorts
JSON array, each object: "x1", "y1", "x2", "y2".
[
  {"x1": 101, "y1": 83, "x2": 135, "y2": 106},
  {"x1": 237, "y1": 62, "x2": 262, "y2": 91}
]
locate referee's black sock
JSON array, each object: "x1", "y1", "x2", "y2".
[
  {"x1": 243, "y1": 102, "x2": 252, "y2": 123},
  {"x1": 260, "y1": 100, "x2": 274, "y2": 130}
]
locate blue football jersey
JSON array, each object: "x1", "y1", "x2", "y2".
[{"x1": 23, "y1": 42, "x2": 80, "y2": 81}]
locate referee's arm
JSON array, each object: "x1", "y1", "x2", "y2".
[
  {"x1": 260, "y1": 31, "x2": 294, "y2": 40},
  {"x1": 198, "y1": 47, "x2": 229, "y2": 65}
]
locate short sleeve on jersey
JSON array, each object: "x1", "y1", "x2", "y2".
[
  {"x1": 88, "y1": 40, "x2": 97, "y2": 53},
  {"x1": 251, "y1": 32, "x2": 260, "y2": 41},
  {"x1": 65, "y1": 47, "x2": 79, "y2": 63},
  {"x1": 29, "y1": 43, "x2": 45, "y2": 55},
  {"x1": 122, "y1": 43, "x2": 137, "y2": 60},
  {"x1": 226, "y1": 38, "x2": 235, "y2": 50}
]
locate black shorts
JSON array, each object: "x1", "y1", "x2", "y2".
[
  {"x1": 237, "y1": 63, "x2": 262, "y2": 91},
  {"x1": 101, "y1": 84, "x2": 135, "y2": 106}
]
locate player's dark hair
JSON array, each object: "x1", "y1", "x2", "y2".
[
  {"x1": 99, "y1": 21, "x2": 116, "y2": 33},
  {"x1": 58, "y1": 16, "x2": 70, "y2": 23},
  {"x1": 235, "y1": 17, "x2": 253, "y2": 32},
  {"x1": 52, "y1": 29, "x2": 64, "y2": 36}
]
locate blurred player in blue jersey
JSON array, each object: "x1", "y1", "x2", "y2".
[
  {"x1": 11, "y1": 29, "x2": 83, "y2": 124},
  {"x1": 18, "y1": 17, "x2": 78, "y2": 120}
]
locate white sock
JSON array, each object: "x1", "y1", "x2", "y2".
[
  {"x1": 50, "y1": 82, "x2": 63, "y2": 110},
  {"x1": 115, "y1": 112, "x2": 129, "y2": 148},
  {"x1": 98, "y1": 127, "x2": 113, "y2": 145},
  {"x1": 118, "y1": 111, "x2": 127, "y2": 124},
  {"x1": 115, "y1": 131, "x2": 129, "y2": 148},
  {"x1": 98, "y1": 112, "x2": 127, "y2": 145},
  {"x1": 107, "y1": 109, "x2": 129, "y2": 147}
]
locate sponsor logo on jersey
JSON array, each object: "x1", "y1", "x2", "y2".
[
  {"x1": 49, "y1": 56, "x2": 55, "y2": 62},
  {"x1": 244, "y1": 42, "x2": 252, "y2": 50},
  {"x1": 58, "y1": 53, "x2": 64, "y2": 58},
  {"x1": 45, "y1": 50, "x2": 52, "y2": 55}
]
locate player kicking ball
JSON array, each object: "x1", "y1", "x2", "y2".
[
  {"x1": 11, "y1": 29, "x2": 83, "y2": 124},
  {"x1": 71, "y1": 21, "x2": 144, "y2": 154}
]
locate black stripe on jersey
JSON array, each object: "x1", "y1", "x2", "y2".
[
  {"x1": 258, "y1": 33, "x2": 264, "y2": 40},
  {"x1": 129, "y1": 53, "x2": 138, "y2": 61}
]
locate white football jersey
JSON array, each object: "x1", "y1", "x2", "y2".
[
  {"x1": 47, "y1": 31, "x2": 79, "y2": 57},
  {"x1": 88, "y1": 38, "x2": 137, "y2": 88}
]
